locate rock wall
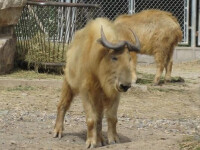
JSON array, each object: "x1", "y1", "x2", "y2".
[
  {"x1": 0, "y1": 0, "x2": 26, "y2": 74},
  {"x1": 0, "y1": 35, "x2": 16, "y2": 75}
]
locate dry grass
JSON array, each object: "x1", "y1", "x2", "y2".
[
  {"x1": 0, "y1": 69, "x2": 63, "y2": 79},
  {"x1": 17, "y1": 32, "x2": 68, "y2": 65},
  {"x1": 180, "y1": 136, "x2": 200, "y2": 150},
  {"x1": 136, "y1": 72, "x2": 185, "y2": 85},
  {"x1": 6, "y1": 85, "x2": 36, "y2": 91}
]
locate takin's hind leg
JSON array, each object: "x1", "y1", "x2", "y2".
[
  {"x1": 105, "y1": 97, "x2": 120, "y2": 144},
  {"x1": 83, "y1": 96, "x2": 104, "y2": 148},
  {"x1": 154, "y1": 53, "x2": 166, "y2": 85},
  {"x1": 164, "y1": 49, "x2": 174, "y2": 83},
  {"x1": 131, "y1": 69, "x2": 137, "y2": 86},
  {"x1": 54, "y1": 78, "x2": 74, "y2": 138},
  {"x1": 165, "y1": 59, "x2": 173, "y2": 83}
]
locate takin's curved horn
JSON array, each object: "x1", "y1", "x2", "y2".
[
  {"x1": 97, "y1": 26, "x2": 141, "y2": 52},
  {"x1": 126, "y1": 28, "x2": 141, "y2": 52},
  {"x1": 98, "y1": 26, "x2": 126, "y2": 50}
]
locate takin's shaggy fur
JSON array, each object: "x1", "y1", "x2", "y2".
[
  {"x1": 114, "y1": 9, "x2": 183, "y2": 85},
  {"x1": 53, "y1": 18, "x2": 140, "y2": 148}
]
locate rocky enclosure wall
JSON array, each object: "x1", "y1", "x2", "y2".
[{"x1": 0, "y1": 0, "x2": 26, "y2": 74}]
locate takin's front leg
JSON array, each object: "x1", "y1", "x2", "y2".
[
  {"x1": 83, "y1": 98, "x2": 104, "y2": 148},
  {"x1": 53, "y1": 78, "x2": 74, "y2": 138},
  {"x1": 105, "y1": 98, "x2": 120, "y2": 144}
]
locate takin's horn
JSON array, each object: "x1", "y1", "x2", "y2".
[
  {"x1": 126, "y1": 28, "x2": 141, "y2": 52},
  {"x1": 97, "y1": 26, "x2": 126, "y2": 51},
  {"x1": 97, "y1": 26, "x2": 140, "y2": 52}
]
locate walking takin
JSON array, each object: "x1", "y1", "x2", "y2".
[{"x1": 114, "y1": 9, "x2": 182, "y2": 85}]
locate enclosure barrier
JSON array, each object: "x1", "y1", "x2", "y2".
[
  {"x1": 79, "y1": 0, "x2": 189, "y2": 45},
  {"x1": 15, "y1": 0, "x2": 190, "y2": 71},
  {"x1": 15, "y1": 0, "x2": 99, "y2": 71}
]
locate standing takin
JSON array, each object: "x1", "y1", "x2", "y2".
[
  {"x1": 53, "y1": 18, "x2": 140, "y2": 148},
  {"x1": 114, "y1": 9, "x2": 183, "y2": 85}
]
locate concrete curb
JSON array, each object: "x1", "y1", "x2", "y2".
[{"x1": 0, "y1": 78, "x2": 62, "y2": 88}]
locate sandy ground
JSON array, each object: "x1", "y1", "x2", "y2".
[{"x1": 0, "y1": 61, "x2": 200, "y2": 150}]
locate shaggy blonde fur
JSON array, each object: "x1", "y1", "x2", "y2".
[
  {"x1": 54, "y1": 18, "x2": 137, "y2": 148},
  {"x1": 114, "y1": 9, "x2": 183, "y2": 85}
]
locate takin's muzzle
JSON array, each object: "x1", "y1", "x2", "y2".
[{"x1": 119, "y1": 83, "x2": 131, "y2": 92}]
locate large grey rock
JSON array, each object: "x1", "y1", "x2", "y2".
[
  {"x1": 0, "y1": 0, "x2": 26, "y2": 74},
  {"x1": 0, "y1": 36, "x2": 16, "y2": 74},
  {"x1": 0, "y1": 0, "x2": 26, "y2": 10},
  {"x1": 0, "y1": 7, "x2": 23, "y2": 27},
  {"x1": 0, "y1": 0, "x2": 27, "y2": 27}
]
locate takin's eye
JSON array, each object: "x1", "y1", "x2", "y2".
[{"x1": 111, "y1": 56, "x2": 118, "y2": 61}]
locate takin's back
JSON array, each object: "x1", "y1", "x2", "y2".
[
  {"x1": 114, "y1": 9, "x2": 183, "y2": 54},
  {"x1": 64, "y1": 18, "x2": 119, "y2": 92}
]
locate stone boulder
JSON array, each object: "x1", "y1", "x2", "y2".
[
  {"x1": 0, "y1": 36, "x2": 16, "y2": 75},
  {"x1": 0, "y1": 0, "x2": 27, "y2": 27},
  {"x1": 0, "y1": 0, "x2": 27, "y2": 74}
]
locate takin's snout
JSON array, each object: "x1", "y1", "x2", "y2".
[{"x1": 117, "y1": 82, "x2": 131, "y2": 92}]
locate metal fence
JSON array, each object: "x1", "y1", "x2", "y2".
[
  {"x1": 133, "y1": 0, "x2": 189, "y2": 45},
  {"x1": 15, "y1": 0, "x2": 98, "y2": 70},
  {"x1": 15, "y1": 0, "x2": 189, "y2": 70},
  {"x1": 79, "y1": 0, "x2": 189, "y2": 45}
]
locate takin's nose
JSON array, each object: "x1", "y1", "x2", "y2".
[{"x1": 119, "y1": 83, "x2": 131, "y2": 92}]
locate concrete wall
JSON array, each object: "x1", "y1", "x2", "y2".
[{"x1": 137, "y1": 47, "x2": 200, "y2": 64}]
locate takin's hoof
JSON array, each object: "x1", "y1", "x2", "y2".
[
  {"x1": 108, "y1": 135, "x2": 120, "y2": 145},
  {"x1": 164, "y1": 79, "x2": 171, "y2": 84},
  {"x1": 53, "y1": 124, "x2": 63, "y2": 139},
  {"x1": 86, "y1": 137, "x2": 105, "y2": 148},
  {"x1": 152, "y1": 81, "x2": 161, "y2": 86},
  {"x1": 53, "y1": 130, "x2": 62, "y2": 139},
  {"x1": 152, "y1": 83, "x2": 159, "y2": 86}
]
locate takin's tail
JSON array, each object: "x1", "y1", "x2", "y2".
[
  {"x1": 176, "y1": 27, "x2": 183, "y2": 42},
  {"x1": 168, "y1": 13, "x2": 183, "y2": 43},
  {"x1": 173, "y1": 25, "x2": 183, "y2": 44}
]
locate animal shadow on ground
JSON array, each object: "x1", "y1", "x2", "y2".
[
  {"x1": 159, "y1": 76, "x2": 185, "y2": 85},
  {"x1": 137, "y1": 76, "x2": 185, "y2": 86},
  {"x1": 61, "y1": 130, "x2": 131, "y2": 144}
]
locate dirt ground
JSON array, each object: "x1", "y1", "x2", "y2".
[{"x1": 0, "y1": 61, "x2": 200, "y2": 150}]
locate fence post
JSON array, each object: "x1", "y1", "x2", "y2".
[
  {"x1": 128, "y1": 0, "x2": 134, "y2": 14},
  {"x1": 197, "y1": 0, "x2": 200, "y2": 46},
  {"x1": 191, "y1": 0, "x2": 197, "y2": 47}
]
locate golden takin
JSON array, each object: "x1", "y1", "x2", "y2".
[
  {"x1": 114, "y1": 9, "x2": 182, "y2": 85},
  {"x1": 53, "y1": 18, "x2": 140, "y2": 148}
]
